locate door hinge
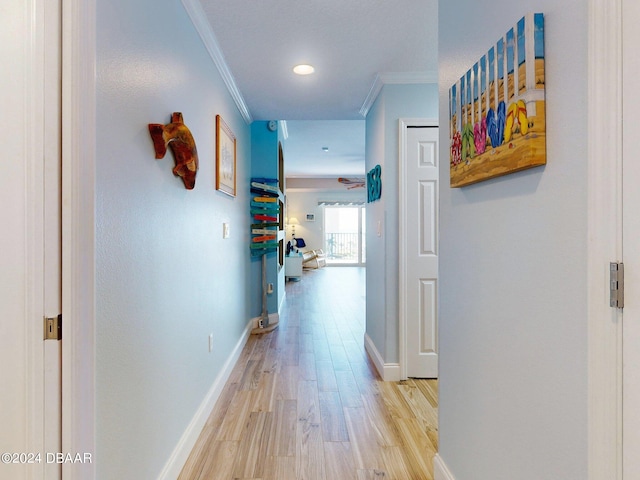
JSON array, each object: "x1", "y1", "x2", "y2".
[
  {"x1": 610, "y1": 262, "x2": 624, "y2": 309},
  {"x1": 44, "y1": 314, "x2": 62, "y2": 340}
]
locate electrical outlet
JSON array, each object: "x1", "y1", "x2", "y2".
[{"x1": 208, "y1": 333, "x2": 213, "y2": 353}]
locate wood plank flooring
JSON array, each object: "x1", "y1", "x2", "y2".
[{"x1": 179, "y1": 267, "x2": 438, "y2": 480}]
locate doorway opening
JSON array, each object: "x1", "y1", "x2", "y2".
[{"x1": 323, "y1": 205, "x2": 366, "y2": 266}]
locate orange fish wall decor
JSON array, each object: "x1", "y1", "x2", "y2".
[{"x1": 149, "y1": 112, "x2": 199, "y2": 190}]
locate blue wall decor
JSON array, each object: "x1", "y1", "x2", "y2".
[{"x1": 367, "y1": 164, "x2": 382, "y2": 202}]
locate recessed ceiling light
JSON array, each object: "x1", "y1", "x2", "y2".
[{"x1": 293, "y1": 64, "x2": 315, "y2": 75}]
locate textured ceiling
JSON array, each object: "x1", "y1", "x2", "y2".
[
  {"x1": 284, "y1": 120, "x2": 365, "y2": 177},
  {"x1": 197, "y1": 0, "x2": 438, "y2": 175}
]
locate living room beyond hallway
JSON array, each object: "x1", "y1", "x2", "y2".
[{"x1": 179, "y1": 267, "x2": 438, "y2": 479}]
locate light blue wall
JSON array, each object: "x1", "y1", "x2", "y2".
[
  {"x1": 250, "y1": 121, "x2": 285, "y2": 315},
  {"x1": 438, "y1": 1, "x2": 588, "y2": 479},
  {"x1": 95, "y1": 0, "x2": 252, "y2": 476},
  {"x1": 365, "y1": 83, "x2": 438, "y2": 363}
]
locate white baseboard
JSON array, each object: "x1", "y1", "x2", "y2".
[
  {"x1": 434, "y1": 454, "x2": 456, "y2": 480},
  {"x1": 251, "y1": 312, "x2": 279, "y2": 330},
  {"x1": 279, "y1": 288, "x2": 286, "y2": 313},
  {"x1": 157, "y1": 318, "x2": 253, "y2": 480},
  {"x1": 364, "y1": 333, "x2": 401, "y2": 382}
]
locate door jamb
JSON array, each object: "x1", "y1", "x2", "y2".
[
  {"x1": 25, "y1": 0, "x2": 47, "y2": 473},
  {"x1": 587, "y1": 0, "x2": 623, "y2": 478},
  {"x1": 61, "y1": 0, "x2": 96, "y2": 478}
]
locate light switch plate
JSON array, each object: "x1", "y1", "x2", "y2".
[{"x1": 223, "y1": 222, "x2": 230, "y2": 239}]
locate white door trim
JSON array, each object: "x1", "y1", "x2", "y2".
[
  {"x1": 25, "y1": 0, "x2": 47, "y2": 473},
  {"x1": 398, "y1": 118, "x2": 439, "y2": 380},
  {"x1": 43, "y1": 0, "x2": 63, "y2": 475},
  {"x1": 61, "y1": 0, "x2": 96, "y2": 477},
  {"x1": 587, "y1": 0, "x2": 623, "y2": 478}
]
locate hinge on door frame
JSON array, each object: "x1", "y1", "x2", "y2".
[
  {"x1": 44, "y1": 314, "x2": 62, "y2": 340},
  {"x1": 610, "y1": 262, "x2": 624, "y2": 309}
]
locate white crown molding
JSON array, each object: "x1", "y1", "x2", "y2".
[
  {"x1": 359, "y1": 74, "x2": 384, "y2": 117},
  {"x1": 181, "y1": 0, "x2": 252, "y2": 124},
  {"x1": 379, "y1": 71, "x2": 439, "y2": 84},
  {"x1": 359, "y1": 71, "x2": 438, "y2": 117},
  {"x1": 280, "y1": 120, "x2": 288, "y2": 140}
]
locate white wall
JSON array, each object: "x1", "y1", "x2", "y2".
[
  {"x1": 286, "y1": 184, "x2": 366, "y2": 253},
  {"x1": 95, "y1": 0, "x2": 252, "y2": 477},
  {"x1": 365, "y1": 83, "x2": 439, "y2": 365},
  {"x1": 438, "y1": 2, "x2": 588, "y2": 479},
  {"x1": 286, "y1": 191, "x2": 326, "y2": 250}
]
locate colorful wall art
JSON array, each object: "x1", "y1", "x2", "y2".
[{"x1": 449, "y1": 13, "x2": 546, "y2": 187}]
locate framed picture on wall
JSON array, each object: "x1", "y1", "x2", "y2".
[
  {"x1": 216, "y1": 114, "x2": 236, "y2": 197},
  {"x1": 306, "y1": 213, "x2": 315, "y2": 222},
  {"x1": 448, "y1": 13, "x2": 546, "y2": 188}
]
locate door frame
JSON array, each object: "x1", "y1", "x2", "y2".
[
  {"x1": 61, "y1": 0, "x2": 96, "y2": 477},
  {"x1": 587, "y1": 0, "x2": 623, "y2": 478},
  {"x1": 23, "y1": 0, "x2": 47, "y2": 473},
  {"x1": 398, "y1": 118, "x2": 439, "y2": 380}
]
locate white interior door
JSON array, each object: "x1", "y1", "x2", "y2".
[
  {"x1": 399, "y1": 120, "x2": 439, "y2": 379},
  {"x1": 623, "y1": 0, "x2": 640, "y2": 476},
  {"x1": 0, "y1": 1, "x2": 62, "y2": 478},
  {"x1": 0, "y1": 4, "x2": 38, "y2": 476}
]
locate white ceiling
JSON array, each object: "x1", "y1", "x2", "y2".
[
  {"x1": 283, "y1": 120, "x2": 365, "y2": 178},
  {"x1": 197, "y1": 0, "x2": 439, "y2": 176}
]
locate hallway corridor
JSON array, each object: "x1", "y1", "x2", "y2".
[{"x1": 179, "y1": 267, "x2": 438, "y2": 479}]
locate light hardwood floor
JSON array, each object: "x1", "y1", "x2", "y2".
[{"x1": 179, "y1": 267, "x2": 438, "y2": 480}]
